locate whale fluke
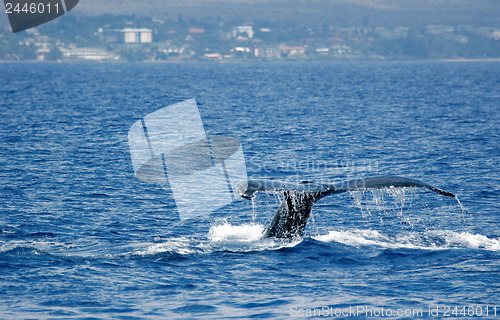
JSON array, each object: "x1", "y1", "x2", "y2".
[
  {"x1": 326, "y1": 176, "x2": 455, "y2": 198},
  {"x1": 236, "y1": 176, "x2": 455, "y2": 239}
]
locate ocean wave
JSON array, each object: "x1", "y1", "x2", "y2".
[
  {"x1": 132, "y1": 237, "x2": 207, "y2": 257},
  {"x1": 314, "y1": 229, "x2": 500, "y2": 251},
  {"x1": 133, "y1": 222, "x2": 302, "y2": 257},
  {"x1": 0, "y1": 239, "x2": 70, "y2": 255}
]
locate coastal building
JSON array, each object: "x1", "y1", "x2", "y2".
[
  {"x1": 61, "y1": 47, "x2": 120, "y2": 61},
  {"x1": 233, "y1": 26, "x2": 254, "y2": 39},
  {"x1": 189, "y1": 27, "x2": 206, "y2": 34},
  {"x1": 280, "y1": 46, "x2": 306, "y2": 57},
  {"x1": 121, "y1": 28, "x2": 153, "y2": 43}
]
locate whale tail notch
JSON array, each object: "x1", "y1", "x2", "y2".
[{"x1": 236, "y1": 176, "x2": 455, "y2": 239}]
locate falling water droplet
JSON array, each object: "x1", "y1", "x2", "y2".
[{"x1": 454, "y1": 195, "x2": 467, "y2": 223}]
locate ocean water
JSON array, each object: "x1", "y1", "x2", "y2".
[{"x1": 0, "y1": 61, "x2": 499, "y2": 319}]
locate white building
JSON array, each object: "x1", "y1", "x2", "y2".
[
  {"x1": 121, "y1": 28, "x2": 153, "y2": 43},
  {"x1": 233, "y1": 26, "x2": 254, "y2": 39}
]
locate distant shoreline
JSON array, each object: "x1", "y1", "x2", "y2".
[
  {"x1": 1, "y1": 58, "x2": 500, "y2": 64},
  {"x1": 439, "y1": 58, "x2": 500, "y2": 62}
]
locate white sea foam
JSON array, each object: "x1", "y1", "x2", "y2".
[
  {"x1": 0, "y1": 239, "x2": 70, "y2": 254},
  {"x1": 132, "y1": 222, "x2": 306, "y2": 256},
  {"x1": 134, "y1": 237, "x2": 204, "y2": 256},
  {"x1": 439, "y1": 231, "x2": 500, "y2": 251},
  {"x1": 208, "y1": 222, "x2": 264, "y2": 242},
  {"x1": 135, "y1": 227, "x2": 499, "y2": 257},
  {"x1": 314, "y1": 229, "x2": 500, "y2": 251},
  {"x1": 207, "y1": 222, "x2": 303, "y2": 252}
]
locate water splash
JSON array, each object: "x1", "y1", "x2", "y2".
[
  {"x1": 309, "y1": 205, "x2": 317, "y2": 236},
  {"x1": 133, "y1": 237, "x2": 206, "y2": 256},
  {"x1": 347, "y1": 187, "x2": 468, "y2": 231},
  {"x1": 387, "y1": 187, "x2": 418, "y2": 228},
  {"x1": 454, "y1": 195, "x2": 468, "y2": 223},
  {"x1": 249, "y1": 189, "x2": 284, "y2": 222},
  {"x1": 251, "y1": 197, "x2": 257, "y2": 221},
  {"x1": 348, "y1": 188, "x2": 415, "y2": 227},
  {"x1": 209, "y1": 222, "x2": 264, "y2": 242}
]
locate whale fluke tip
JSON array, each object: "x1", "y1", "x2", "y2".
[{"x1": 428, "y1": 186, "x2": 455, "y2": 197}]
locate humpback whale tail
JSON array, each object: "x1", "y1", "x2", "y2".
[{"x1": 236, "y1": 176, "x2": 455, "y2": 239}]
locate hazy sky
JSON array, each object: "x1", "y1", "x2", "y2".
[
  {"x1": 72, "y1": 0, "x2": 500, "y2": 28},
  {"x1": 1, "y1": 0, "x2": 499, "y2": 31}
]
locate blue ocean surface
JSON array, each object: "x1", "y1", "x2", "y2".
[{"x1": 0, "y1": 61, "x2": 499, "y2": 319}]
